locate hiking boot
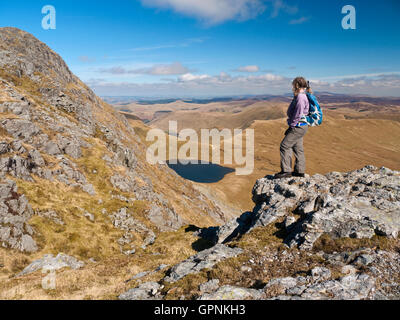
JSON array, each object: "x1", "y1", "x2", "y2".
[
  {"x1": 274, "y1": 171, "x2": 292, "y2": 179},
  {"x1": 292, "y1": 172, "x2": 305, "y2": 178}
]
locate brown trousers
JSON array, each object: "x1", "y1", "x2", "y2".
[{"x1": 280, "y1": 126, "x2": 308, "y2": 174}]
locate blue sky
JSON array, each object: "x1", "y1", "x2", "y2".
[{"x1": 1, "y1": 0, "x2": 400, "y2": 97}]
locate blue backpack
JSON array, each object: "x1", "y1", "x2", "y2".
[{"x1": 300, "y1": 92, "x2": 323, "y2": 126}]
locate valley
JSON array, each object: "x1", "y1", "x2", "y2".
[{"x1": 121, "y1": 97, "x2": 400, "y2": 211}]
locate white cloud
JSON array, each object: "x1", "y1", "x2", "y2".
[
  {"x1": 99, "y1": 62, "x2": 191, "y2": 75},
  {"x1": 316, "y1": 71, "x2": 400, "y2": 81},
  {"x1": 310, "y1": 74, "x2": 400, "y2": 95},
  {"x1": 128, "y1": 37, "x2": 208, "y2": 52},
  {"x1": 87, "y1": 72, "x2": 292, "y2": 96},
  {"x1": 179, "y1": 73, "x2": 211, "y2": 81},
  {"x1": 87, "y1": 72, "x2": 400, "y2": 97},
  {"x1": 236, "y1": 65, "x2": 260, "y2": 73},
  {"x1": 147, "y1": 62, "x2": 192, "y2": 75},
  {"x1": 289, "y1": 16, "x2": 310, "y2": 25},
  {"x1": 179, "y1": 72, "x2": 286, "y2": 85},
  {"x1": 249, "y1": 73, "x2": 284, "y2": 81},
  {"x1": 270, "y1": 0, "x2": 298, "y2": 18},
  {"x1": 140, "y1": 0, "x2": 266, "y2": 25},
  {"x1": 79, "y1": 56, "x2": 95, "y2": 63},
  {"x1": 128, "y1": 44, "x2": 178, "y2": 52},
  {"x1": 98, "y1": 66, "x2": 127, "y2": 74}
]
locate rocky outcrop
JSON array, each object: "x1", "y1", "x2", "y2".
[
  {"x1": 199, "y1": 166, "x2": 400, "y2": 249},
  {"x1": 199, "y1": 279, "x2": 220, "y2": 293},
  {"x1": 164, "y1": 244, "x2": 243, "y2": 283},
  {"x1": 0, "y1": 28, "x2": 75, "y2": 83},
  {"x1": 110, "y1": 172, "x2": 183, "y2": 231},
  {"x1": 114, "y1": 165, "x2": 400, "y2": 301},
  {"x1": 120, "y1": 245, "x2": 399, "y2": 300},
  {"x1": 321, "y1": 248, "x2": 400, "y2": 299},
  {"x1": 184, "y1": 166, "x2": 400, "y2": 300},
  {"x1": 1, "y1": 119, "x2": 41, "y2": 143},
  {"x1": 147, "y1": 204, "x2": 183, "y2": 232},
  {"x1": 199, "y1": 285, "x2": 263, "y2": 300},
  {"x1": 0, "y1": 179, "x2": 36, "y2": 252},
  {"x1": 18, "y1": 253, "x2": 84, "y2": 276},
  {"x1": 110, "y1": 207, "x2": 156, "y2": 253},
  {"x1": 119, "y1": 244, "x2": 243, "y2": 300},
  {"x1": 36, "y1": 210, "x2": 64, "y2": 225},
  {"x1": 264, "y1": 269, "x2": 375, "y2": 300},
  {"x1": 119, "y1": 282, "x2": 163, "y2": 300},
  {"x1": 259, "y1": 166, "x2": 399, "y2": 250},
  {"x1": 0, "y1": 138, "x2": 94, "y2": 194}
]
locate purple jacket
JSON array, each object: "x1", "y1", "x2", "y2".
[{"x1": 287, "y1": 93, "x2": 309, "y2": 127}]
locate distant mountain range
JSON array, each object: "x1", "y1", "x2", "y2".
[{"x1": 103, "y1": 93, "x2": 400, "y2": 106}]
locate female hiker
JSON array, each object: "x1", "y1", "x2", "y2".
[{"x1": 274, "y1": 77, "x2": 310, "y2": 179}]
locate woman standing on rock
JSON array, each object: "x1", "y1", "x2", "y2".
[{"x1": 274, "y1": 77, "x2": 310, "y2": 179}]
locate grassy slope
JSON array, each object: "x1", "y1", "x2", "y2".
[{"x1": 149, "y1": 101, "x2": 287, "y2": 132}]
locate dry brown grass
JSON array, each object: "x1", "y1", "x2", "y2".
[
  {"x1": 0, "y1": 224, "x2": 203, "y2": 300},
  {"x1": 0, "y1": 69, "x2": 42, "y2": 101},
  {"x1": 162, "y1": 272, "x2": 209, "y2": 300},
  {"x1": 13, "y1": 139, "x2": 159, "y2": 261},
  {"x1": 149, "y1": 101, "x2": 286, "y2": 133},
  {"x1": 158, "y1": 221, "x2": 334, "y2": 299},
  {"x1": 313, "y1": 233, "x2": 400, "y2": 254}
]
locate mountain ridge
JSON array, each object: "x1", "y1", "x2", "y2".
[{"x1": 0, "y1": 27, "x2": 232, "y2": 294}]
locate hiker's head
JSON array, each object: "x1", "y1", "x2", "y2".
[{"x1": 292, "y1": 77, "x2": 308, "y2": 95}]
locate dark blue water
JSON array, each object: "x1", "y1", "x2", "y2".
[{"x1": 167, "y1": 160, "x2": 235, "y2": 183}]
